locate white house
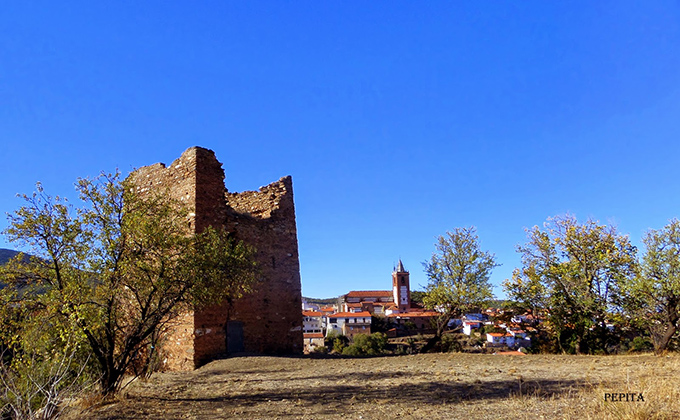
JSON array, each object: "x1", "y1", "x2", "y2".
[
  {"x1": 326, "y1": 311, "x2": 372, "y2": 340},
  {"x1": 302, "y1": 298, "x2": 321, "y2": 312},
  {"x1": 487, "y1": 332, "x2": 517, "y2": 348},
  {"x1": 508, "y1": 328, "x2": 527, "y2": 339},
  {"x1": 508, "y1": 328, "x2": 531, "y2": 348},
  {"x1": 486, "y1": 332, "x2": 515, "y2": 347},
  {"x1": 463, "y1": 320, "x2": 482, "y2": 336},
  {"x1": 302, "y1": 310, "x2": 324, "y2": 335}
]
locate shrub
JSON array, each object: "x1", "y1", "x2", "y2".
[
  {"x1": 629, "y1": 336, "x2": 653, "y2": 353},
  {"x1": 370, "y1": 315, "x2": 391, "y2": 333},
  {"x1": 439, "y1": 334, "x2": 463, "y2": 353},
  {"x1": 467, "y1": 337, "x2": 484, "y2": 347},
  {"x1": 405, "y1": 337, "x2": 417, "y2": 354},
  {"x1": 332, "y1": 338, "x2": 348, "y2": 354},
  {"x1": 312, "y1": 346, "x2": 328, "y2": 354},
  {"x1": 0, "y1": 323, "x2": 95, "y2": 420},
  {"x1": 341, "y1": 345, "x2": 361, "y2": 356},
  {"x1": 355, "y1": 332, "x2": 388, "y2": 355},
  {"x1": 325, "y1": 331, "x2": 349, "y2": 353},
  {"x1": 341, "y1": 333, "x2": 388, "y2": 356}
]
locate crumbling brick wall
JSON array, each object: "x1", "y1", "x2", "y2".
[{"x1": 130, "y1": 146, "x2": 303, "y2": 370}]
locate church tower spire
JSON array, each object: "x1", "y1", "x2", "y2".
[{"x1": 392, "y1": 259, "x2": 411, "y2": 312}]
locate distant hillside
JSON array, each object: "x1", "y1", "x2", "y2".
[
  {"x1": 0, "y1": 248, "x2": 34, "y2": 265},
  {"x1": 1, "y1": 249, "x2": 22, "y2": 289},
  {"x1": 303, "y1": 296, "x2": 338, "y2": 305},
  {"x1": 0, "y1": 248, "x2": 22, "y2": 265}
]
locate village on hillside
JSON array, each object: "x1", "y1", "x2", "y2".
[{"x1": 301, "y1": 260, "x2": 538, "y2": 355}]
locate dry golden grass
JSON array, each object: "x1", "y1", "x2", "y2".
[
  {"x1": 73, "y1": 353, "x2": 680, "y2": 420},
  {"x1": 507, "y1": 354, "x2": 680, "y2": 420}
]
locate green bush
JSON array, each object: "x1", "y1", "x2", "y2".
[
  {"x1": 439, "y1": 334, "x2": 463, "y2": 353},
  {"x1": 370, "y1": 315, "x2": 391, "y2": 333},
  {"x1": 0, "y1": 320, "x2": 95, "y2": 420},
  {"x1": 630, "y1": 336, "x2": 653, "y2": 353},
  {"x1": 356, "y1": 332, "x2": 388, "y2": 355},
  {"x1": 324, "y1": 331, "x2": 349, "y2": 353},
  {"x1": 480, "y1": 325, "x2": 505, "y2": 335},
  {"x1": 405, "y1": 337, "x2": 417, "y2": 354},
  {"x1": 404, "y1": 321, "x2": 417, "y2": 331},
  {"x1": 341, "y1": 333, "x2": 388, "y2": 356},
  {"x1": 467, "y1": 337, "x2": 484, "y2": 347},
  {"x1": 341, "y1": 345, "x2": 362, "y2": 356}
]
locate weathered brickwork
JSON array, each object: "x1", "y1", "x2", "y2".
[{"x1": 130, "y1": 146, "x2": 303, "y2": 370}]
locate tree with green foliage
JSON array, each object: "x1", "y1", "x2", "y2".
[
  {"x1": 0, "y1": 318, "x2": 92, "y2": 420},
  {"x1": 1, "y1": 172, "x2": 256, "y2": 397},
  {"x1": 369, "y1": 315, "x2": 392, "y2": 333},
  {"x1": 422, "y1": 227, "x2": 498, "y2": 351},
  {"x1": 504, "y1": 215, "x2": 637, "y2": 354},
  {"x1": 324, "y1": 331, "x2": 349, "y2": 354},
  {"x1": 621, "y1": 219, "x2": 680, "y2": 353},
  {"x1": 409, "y1": 290, "x2": 426, "y2": 305}
]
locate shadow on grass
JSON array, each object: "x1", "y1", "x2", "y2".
[
  {"x1": 166, "y1": 377, "x2": 585, "y2": 403},
  {"x1": 93, "y1": 376, "x2": 591, "y2": 420},
  {"x1": 193, "y1": 369, "x2": 429, "y2": 383},
  {"x1": 87, "y1": 353, "x2": 605, "y2": 419}
]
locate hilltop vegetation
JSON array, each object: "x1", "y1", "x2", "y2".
[
  {"x1": 0, "y1": 248, "x2": 27, "y2": 265},
  {"x1": 303, "y1": 296, "x2": 338, "y2": 305}
]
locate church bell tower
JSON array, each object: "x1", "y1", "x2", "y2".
[{"x1": 392, "y1": 260, "x2": 411, "y2": 312}]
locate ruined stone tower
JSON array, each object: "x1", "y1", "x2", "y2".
[{"x1": 130, "y1": 146, "x2": 303, "y2": 369}]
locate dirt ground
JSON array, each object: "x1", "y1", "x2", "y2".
[{"x1": 76, "y1": 353, "x2": 680, "y2": 420}]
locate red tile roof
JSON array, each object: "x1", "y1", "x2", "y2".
[
  {"x1": 328, "y1": 311, "x2": 372, "y2": 318},
  {"x1": 302, "y1": 311, "x2": 322, "y2": 317},
  {"x1": 387, "y1": 311, "x2": 439, "y2": 318},
  {"x1": 345, "y1": 301, "x2": 396, "y2": 308},
  {"x1": 346, "y1": 290, "x2": 392, "y2": 298},
  {"x1": 304, "y1": 333, "x2": 324, "y2": 339}
]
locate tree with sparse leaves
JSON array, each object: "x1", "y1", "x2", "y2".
[
  {"x1": 504, "y1": 215, "x2": 637, "y2": 354},
  {"x1": 422, "y1": 227, "x2": 498, "y2": 352},
  {"x1": 1, "y1": 172, "x2": 256, "y2": 397},
  {"x1": 621, "y1": 219, "x2": 680, "y2": 353}
]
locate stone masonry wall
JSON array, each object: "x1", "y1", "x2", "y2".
[
  {"x1": 130, "y1": 146, "x2": 303, "y2": 369},
  {"x1": 224, "y1": 177, "x2": 303, "y2": 355},
  {"x1": 129, "y1": 148, "x2": 201, "y2": 371}
]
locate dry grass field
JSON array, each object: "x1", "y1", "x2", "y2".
[{"x1": 75, "y1": 353, "x2": 680, "y2": 420}]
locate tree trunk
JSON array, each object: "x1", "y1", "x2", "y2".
[
  {"x1": 100, "y1": 367, "x2": 122, "y2": 396},
  {"x1": 420, "y1": 312, "x2": 451, "y2": 353},
  {"x1": 653, "y1": 322, "x2": 677, "y2": 354},
  {"x1": 653, "y1": 303, "x2": 679, "y2": 354},
  {"x1": 420, "y1": 334, "x2": 441, "y2": 353}
]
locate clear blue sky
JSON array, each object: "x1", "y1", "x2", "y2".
[{"x1": 2, "y1": 2, "x2": 680, "y2": 299}]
